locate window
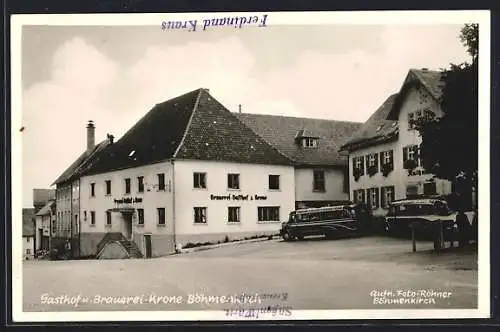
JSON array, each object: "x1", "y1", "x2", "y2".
[
  {"x1": 403, "y1": 145, "x2": 421, "y2": 166},
  {"x1": 193, "y1": 172, "x2": 207, "y2": 189},
  {"x1": 228, "y1": 207, "x2": 240, "y2": 223},
  {"x1": 381, "y1": 150, "x2": 393, "y2": 165},
  {"x1": 106, "y1": 211, "x2": 112, "y2": 226},
  {"x1": 26, "y1": 249, "x2": 31, "y2": 255},
  {"x1": 353, "y1": 156, "x2": 365, "y2": 175},
  {"x1": 381, "y1": 186, "x2": 395, "y2": 208},
  {"x1": 367, "y1": 188, "x2": 379, "y2": 210},
  {"x1": 90, "y1": 211, "x2": 96, "y2": 225},
  {"x1": 258, "y1": 206, "x2": 280, "y2": 222},
  {"x1": 366, "y1": 153, "x2": 379, "y2": 174},
  {"x1": 408, "y1": 112, "x2": 415, "y2": 129},
  {"x1": 353, "y1": 189, "x2": 365, "y2": 204},
  {"x1": 194, "y1": 207, "x2": 207, "y2": 224},
  {"x1": 125, "y1": 178, "x2": 131, "y2": 194},
  {"x1": 228, "y1": 173, "x2": 240, "y2": 190},
  {"x1": 27, "y1": 237, "x2": 31, "y2": 243},
  {"x1": 105, "y1": 180, "x2": 112, "y2": 195},
  {"x1": 90, "y1": 183, "x2": 95, "y2": 197},
  {"x1": 302, "y1": 138, "x2": 318, "y2": 148},
  {"x1": 83, "y1": 211, "x2": 87, "y2": 221},
  {"x1": 157, "y1": 208, "x2": 165, "y2": 225},
  {"x1": 137, "y1": 176, "x2": 144, "y2": 193},
  {"x1": 367, "y1": 154, "x2": 377, "y2": 167},
  {"x1": 268, "y1": 175, "x2": 280, "y2": 190},
  {"x1": 157, "y1": 173, "x2": 165, "y2": 191},
  {"x1": 313, "y1": 170, "x2": 325, "y2": 192},
  {"x1": 137, "y1": 209, "x2": 145, "y2": 225}
]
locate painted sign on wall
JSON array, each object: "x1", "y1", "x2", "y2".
[{"x1": 210, "y1": 194, "x2": 267, "y2": 201}]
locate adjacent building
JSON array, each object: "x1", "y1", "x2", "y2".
[
  {"x1": 51, "y1": 121, "x2": 112, "y2": 257},
  {"x1": 35, "y1": 199, "x2": 56, "y2": 253},
  {"x1": 56, "y1": 88, "x2": 295, "y2": 258},
  {"x1": 235, "y1": 112, "x2": 362, "y2": 209},
  {"x1": 22, "y1": 208, "x2": 35, "y2": 260},
  {"x1": 339, "y1": 68, "x2": 452, "y2": 217}
]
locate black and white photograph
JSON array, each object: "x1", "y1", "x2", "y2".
[{"x1": 11, "y1": 10, "x2": 490, "y2": 321}]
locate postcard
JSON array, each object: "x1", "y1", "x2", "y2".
[{"x1": 11, "y1": 10, "x2": 491, "y2": 322}]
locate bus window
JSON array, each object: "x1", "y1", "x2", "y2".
[{"x1": 310, "y1": 213, "x2": 320, "y2": 222}]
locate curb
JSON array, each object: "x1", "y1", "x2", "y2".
[{"x1": 178, "y1": 236, "x2": 279, "y2": 254}]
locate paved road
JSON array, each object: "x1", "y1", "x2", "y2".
[{"x1": 23, "y1": 235, "x2": 477, "y2": 312}]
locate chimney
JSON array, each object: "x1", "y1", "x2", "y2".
[
  {"x1": 238, "y1": 104, "x2": 242, "y2": 113},
  {"x1": 86, "y1": 120, "x2": 95, "y2": 151}
]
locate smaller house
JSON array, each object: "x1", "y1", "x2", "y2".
[
  {"x1": 35, "y1": 199, "x2": 56, "y2": 254},
  {"x1": 22, "y1": 208, "x2": 35, "y2": 260}
]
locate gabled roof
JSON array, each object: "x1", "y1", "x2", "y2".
[
  {"x1": 33, "y1": 189, "x2": 55, "y2": 205},
  {"x1": 81, "y1": 88, "x2": 292, "y2": 176},
  {"x1": 36, "y1": 200, "x2": 56, "y2": 216},
  {"x1": 338, "y1": 94, "x2": 398, "y2": 152},
  {"x1": 52, "y1": 139, "x2": 111, "y2": 185},
  {"x1": 387, "y1": 68, "x2": 444, "y2": 120},
  {"x1": 22, "y1": 208, "x2": 35, "y2": 237},
  {"x1": 234, "y1": 113, "x2": 362, "y2": 167}
]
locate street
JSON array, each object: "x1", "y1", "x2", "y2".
[{"x1": 23, "y1": 235, "x2": 478, "y2": 312}]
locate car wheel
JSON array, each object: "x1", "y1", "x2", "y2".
[
  {"x1": 282, "y1": 231, "x2": 293, "y2": 242},
  {"x1": 296, "y1": 235, "x2": 304, "y2": 241}
]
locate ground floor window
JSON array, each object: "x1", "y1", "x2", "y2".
[
  {"x1": 157, "y1": 208, "x2": 166, "y2": 225},
  {"x1": 228, "y1": 207, "x2": 240, "y2": 223},
  {"x1": 353, "y1": 189, "x2": 365, "y2": 204},
  {"x1": 137, "y1": 209, "x2": 145, "y2": 225},
  {"x1": 258, "y1": 206, "x2": 280, "y2": 222},
  {"x1": 367, "y1": 187, "x2": 380, "y2": 210},
  {"x1": 194, "y1": 207, "x2": 207, "y2": 224},
  {"x1": 26, "y1": 249, "x2": 31, "y2": 255},
  {"x1": 381, "y1": 186, "x2": 395, "y2": 208}
]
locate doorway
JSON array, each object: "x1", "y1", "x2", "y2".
[
  {"x1": 123, "y1": 212, "x2": 133, "y2": 240},
  {"x1": 144, "y1": 234, "x2": 152, "y2": 258}
]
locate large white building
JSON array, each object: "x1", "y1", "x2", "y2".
[
  {"x1": 339, "y1": 68, "x2": 452, "y2": 217},
  {"x1": 54, "y1": 88, "x2": 296, "y2": 258}
]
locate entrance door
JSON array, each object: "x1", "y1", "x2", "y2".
[
  {"x1": 144, "y1": 234, "x2": 152, "y2": 258},
  {"x1": 124, "y1": 212, "x2": 133, "y2": 240}
]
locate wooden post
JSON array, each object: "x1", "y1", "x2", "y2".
[{"x1": 411, "y1": 222, "x2": 416, "y2": 252}]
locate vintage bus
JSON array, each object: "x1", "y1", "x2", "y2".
[{"x1": 279, "y1": 203, "x2": 371, "y2": 241}]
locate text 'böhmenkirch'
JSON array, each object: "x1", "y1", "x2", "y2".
[{"x1": 161, "y1": 14, "x2": 268, "y2": 32}]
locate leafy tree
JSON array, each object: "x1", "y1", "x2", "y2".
[{"x1": 414, "y1": 24, "x2": 478, "y2": 209}]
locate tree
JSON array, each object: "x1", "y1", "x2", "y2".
[{"x1": 414, "y1": 24, "x2": 478, "y2": 209}]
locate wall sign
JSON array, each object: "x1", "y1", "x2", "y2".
[
  {"x1": 210, "y1": 194, "x2": 267, "y2": 201},
  {"x1": 114, "y1": 197, "x2": 143, "y2": 204}
]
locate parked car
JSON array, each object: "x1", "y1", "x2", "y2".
[
  {"x1": 384, "y1": 197, "x2": 459, "y2": 249},
  {"x1": 279, "y1": 202, "x2": 372, "y2": 241}
]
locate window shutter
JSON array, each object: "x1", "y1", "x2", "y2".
[
  {"x1": 381, "y1": 187, "x2": 386, "y2": 208},
  {"x1": 389, "y1": 150, "x2": 394, "y2": 167},
  {"x1": 391, "y1": 186, "x2": 395, "y2": 202},
  {"x1": 365, "y1": 155, "x2": 369, "y2": 171},
  {"x1": 375, "y1": 188, "x2": 380, "y2": 209},
  {"x1": 374, "y1": 153, "x2": 379, "y2": 170},
  {"x1": 360, "y1": 156, "x2": 365, "y2": 175},
  {"x1": 366, "y1": 189, "x2": 371, "y2": 208}
]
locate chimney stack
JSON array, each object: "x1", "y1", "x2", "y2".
[
  {"x1": 86, "y1": 120, "x2": 95, "y2": 151},
  {"x1": 238, "y1": 104, "x2": 242, "y2": 113}
]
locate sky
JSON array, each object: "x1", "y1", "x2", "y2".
[{"x1": 20, "y1": 23, "x2": 471, "y2": 207}]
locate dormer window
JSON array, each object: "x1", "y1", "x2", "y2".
[{"x1": 302, "y1": 137, "x2": 318, "y2": 148}]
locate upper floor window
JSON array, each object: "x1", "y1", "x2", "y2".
[
  {"x1": 137, "y1": 176, "x2": 144, "y2": 193},
  {"x1": 124, "y1": 178, "x2": 131, "y2": 194},
  {"x1": 157, "y1": 173, "x2": 165, "y2": 191},
  {"x1": 228, "y1": 173, "x2": 240, "y2": 190},
  {"x1": 352, "y1": 156, "x2": 365, "y2": 177},
  {"x1": 157, "y1": 208, "x2": 166, "y2": 225},
  {"x1": 193, "y1": 172, "x2": 207, "y2": 189},
  {"x1": 90, "y1": 183, "x2": 95, "y2": 197},
  {"x1": 313, "y1": 170, "x2": 325, "y2": 192},
  {"x1": 137, "y1": 209, "x2": 145, "y2": 225},
  {"x1": 90, "y1": 211, "x2": 96, "y2": 225},
  {"x1": 302, "y1": 138, "x2": 318, "y2": 148},
  {"x1": 268, "y1": 175, "x2": 280, "y2": 190},
  {"x1": 105, "y1": 180, "x2": 112, "y2": 195},
  {"x1": 408, "y1": 112, "x2": 415, "y2": 130},
  {"x1": 106, "y1": 211, "x2": 112, "y2": 226}
]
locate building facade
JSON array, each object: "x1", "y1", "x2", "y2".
[
  {"x1": 35, "y1": 200, "x2": 56, "y2": 253},
  {"x1": 22, "y1": 208, "x2": 35, "y2": 260},
  {"x1": 56, "y1": 88, "x2": 295, "y2": 258},
  {"x1": 340, "y1": 69, "x2": 452, "y2": 217},
  {"x1": 235, "y1": 113, "x2": 361, "y2": 209}
]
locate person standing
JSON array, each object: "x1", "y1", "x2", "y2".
[{"x1": 456, "y1": 210, "x2": 470, "y2": 248}]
